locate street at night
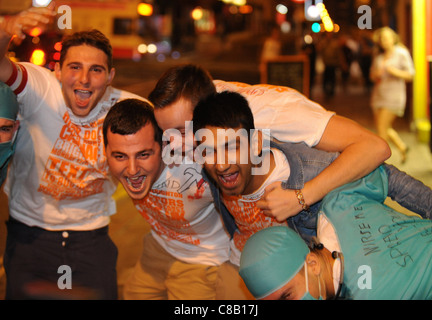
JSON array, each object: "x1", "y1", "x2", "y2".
[{"x1": 1, "y1": 0, "x2": 432, "y2": 303}]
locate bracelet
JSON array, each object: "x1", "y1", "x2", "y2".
[{"x1": 295, "y1": 189, "x2": 310, "y2": 212}]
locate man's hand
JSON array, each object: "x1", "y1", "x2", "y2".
[
  {"x1": 256, "y1": 181, "x2": 303, "y2": 222},
  {"x1": 1, "y1": 3, "x2": 56, "y2": 40}
]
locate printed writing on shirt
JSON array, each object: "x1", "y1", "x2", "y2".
[
  {"x1": 224, "y1": 196, "x2": 286, "y2": 251},
  {"x1": 134, "y1": 172, "x2": 208, "y2": 245},
  {"x1": 354, "y1": 207, "x2": 432, "y2": 268},
  {"x1": 38, "y1": 112, "x2": 107, "y2": 200}
]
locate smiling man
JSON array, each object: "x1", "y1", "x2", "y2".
[
  {"x1": 192, "y1": 91, "x2": 432, "y2": 272},
  {"x1": 0, "y1": 7, "x2": 146, "y2": 299},
  {"x1": 103, "y1": 99, "x2": 233, "y2": 300}
]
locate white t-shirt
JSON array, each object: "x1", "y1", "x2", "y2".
[
  {"x1": 214, "y1": 80, "x2": 335, "y2": 147},
  {"x1": 4, "y1": 62, "x2": 146, "y2": 230},
  {"x1": 221, "y1": 149, "x2": 290, "y2": 266},
  {"x1": 132, "y1": 162, "x2": 230, "y2": 266}
]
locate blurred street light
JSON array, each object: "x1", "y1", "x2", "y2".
[{"x1": 137, "y1": 3, "x2": 153, "y2": 16}]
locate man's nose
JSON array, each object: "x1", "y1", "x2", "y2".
[{"x1": 127, "y1": 159, "x2": 139, "y2": 176}]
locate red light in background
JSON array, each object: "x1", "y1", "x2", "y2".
[
  {"x1": 54, "y1": 42, "x2": 62, "y2": 52},
  {"x1": 29, "y1": 27, "x2": 42, "y2": 37}
]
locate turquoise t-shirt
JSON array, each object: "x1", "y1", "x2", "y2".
[{"x1": 319, "y1": 166, "x2": 432, "y2": 300}]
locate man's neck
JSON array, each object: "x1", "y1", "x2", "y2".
[{"x1": 243, "y1": 148, "x2": 276, "y2": 195}]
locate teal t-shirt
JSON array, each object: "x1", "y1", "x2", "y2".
[{"x1": 319, "y1": 166, "x2": 432, "y2": 300}]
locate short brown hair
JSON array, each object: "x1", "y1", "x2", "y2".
[
  {"x1": 148, "y1": 64, "x2": 216, "y2": 109},
  {"x1": 60, "y1": 29, "x2": 113, "y2": 70}
]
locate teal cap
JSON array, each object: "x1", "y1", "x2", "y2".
[
  {"x1": 239, "y1": 226, "x2": 310, "y2": 299},
  {"x1": 0, "y1": 82, "x2": 19, "y2": 121}
]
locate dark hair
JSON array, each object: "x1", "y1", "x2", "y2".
[
  {"x1": 148, "y1": 64, "x2": 216, "y2": 109},
  {"x1": 60, "y1": 29, "x2": 113, "y2": 70},
  {"x1": 192, "y1": 91, "x2": 255, "y2": 134},
  {"x1": 103, "y1": 99, "x2": 162, "y2": 147}
]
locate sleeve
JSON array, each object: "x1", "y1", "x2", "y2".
[
  {"x1": 214, "y1": 80, "x2": 335, "y2": 146},
  {"x1": 5, "y1": 62, "x2": 28, "y2": 96},
  {"x1": 5, "y1": 62, "x2": 58, "y2": 118},
  {"x1": 400, "y1": 47, "x2": 415, "y2": 76}
]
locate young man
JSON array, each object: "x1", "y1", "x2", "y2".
[
  {"x1": 192, "y1": 91, "x2": 432, "y2": 268},
  {"x1": 149, "y1": 64, "x2": 391, "y2": 223},
  {"x1": 103, "y1": 99, "x2": 235, "y2": 300},
  {"x1": 0, "y1": 82, "x2": 20, "y2": 186},
  {"x1": 240, "y1": 168, "x2": 432, "y2": 300},
  {"x1": 0, "y1": 6, "x2": 146, "y2": 299}
]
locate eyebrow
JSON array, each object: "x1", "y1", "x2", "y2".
[
  {"x1": 66, "y1": 62, "x2": 107, "y2": 71},
  {"x1": 200, "y1": 137, "x2": 241, "y2": 149}
]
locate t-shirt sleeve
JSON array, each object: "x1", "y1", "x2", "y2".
[
  {"x1": 5, "y1": 62, "x2": 59, "y2": 118},
  {"x1": 215, "y1": 80, "x2": 335, "y2": 146}
]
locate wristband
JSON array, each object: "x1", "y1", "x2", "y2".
[{"x1": 295, "y1": 189, "x2": 310, "y2": 212}]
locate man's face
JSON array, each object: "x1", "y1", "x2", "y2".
[
  {"x1": 106, "y1": 123, "x2": 164, "y2": 200},
  {"x1": 55, "y1": 45, "x2": 115, "y2": 118},
  {"x1": 0, "y1": 118, "x2": 19, "y2": 143},
  {"x1": 154, "y1": 97, "x2": 194, "y2": 153},
  {"x1": 198, "y1": 125, "x2": 257, "y2": 197},
  {"x1": 261, "y1": 270, "x2": 307, "y2": 300}
]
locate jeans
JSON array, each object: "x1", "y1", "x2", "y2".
[
  {"x1": 4, "y1": 218, "x2": 118, "y2": 300},
  {"x1": 288, "y1": 164, "x2": 432, "y2": 244},
  {"x1": 384, "y1": 164, "x2": 432, "y2": 220}
]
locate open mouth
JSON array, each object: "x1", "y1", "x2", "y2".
[
  {"x1": 218, "y1": 172, "x2": 239, "y2": 189},
  {"x1": 74, "y1": 89, "x2": 93, "y2": 107},
  {"x1": 125, "y1": 175, "x2": 147, "y2": 192}
]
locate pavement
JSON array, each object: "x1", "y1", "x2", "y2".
[{"x1": 0, "y1": 56, "x2": 431, "y2": 300}]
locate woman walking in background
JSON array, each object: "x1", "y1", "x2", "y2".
[{"x1": 370, "y1": 27, "x2": 415, "y2": 164}]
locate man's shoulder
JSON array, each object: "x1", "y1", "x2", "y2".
[{"x1": 110, "y1": 87, "x2": 149, "y2": 102}]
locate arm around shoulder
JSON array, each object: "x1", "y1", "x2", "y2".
[{"x1": 303, "y1": 115, "x2": 391, "y2": 204}]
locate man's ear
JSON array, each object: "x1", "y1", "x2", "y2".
[
  {"x1": 251, "y1": 129, "x2": 263, "y2": 158},
  {"x1": 256, "y1": 130, "x2": 263, "y2": 156},
  {"x1": 54, "y1": 62, "x2": 61, "y2": 81},
  {"x1": 107, "y1": 68, "x2": 116, "y2": 85},
  {"x1": 306, "y1": 252, "x2": 321, "y2": 276},
  {"x1": 13, "y1": 120, "x2": 20, "y2": 134}
]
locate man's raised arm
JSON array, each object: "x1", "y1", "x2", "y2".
[{"x1": 0, "y1": 4, "x2": 56, "y2": 82}]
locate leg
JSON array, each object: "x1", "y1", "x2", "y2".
[
  {"x1": 384, "y1": 164, "x2": 432, "y2": 220},
  {"x1": 67, "y1": 228, "x2": 118, "y2": 300},
  {"x1": 166, "y1": 260, "x2": 219, "y2": 300},
  {"x1": 123, "y1": 233, "x2": 169, "y2": 300},
  {"x1": 4, "y1": 219, "x2": 117, "y2": 300},
  {"x1": 387, "y1": 127, "x2": 408, "y2": 162},
  {"x1": 374, "y1": 108, "x2": 407, "y2": 161},
  {"x1": 215, "y1": 261, "x2": 255, "y2": 300}
]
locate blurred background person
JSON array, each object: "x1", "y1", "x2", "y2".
[
  {"x1": 355, "y1": 29, "x2": 374, "y2": 93},
  {"x1": 370, "y1": 27, "x2": 415, "y2": 164},
  {"x1": 259, "y1": 24, "x2": 281, "y2": 78},
  {"x1": 319, "y1": 33, "x2": 346, "y2": 101}
]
